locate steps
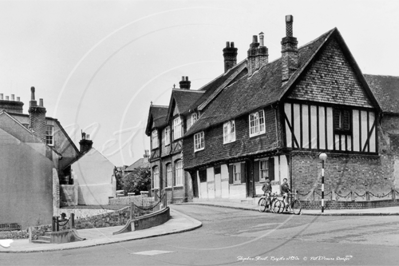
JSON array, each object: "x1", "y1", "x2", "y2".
[{"x1": 31, "y1": 232, "x2": 52, "y2": 244}]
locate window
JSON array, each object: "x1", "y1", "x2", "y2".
[
  {"x1": 259, "y1": 160, "x2": 268, "y2": 182},
  {"x1": 46, "y1": 125, "x2": 54, "y2": 146},
  {"x1": 153, "y1": 166, "x2": 159, "y2": 189},
  {"x1": 187, "y1": 113, "x2": 198, "y2": 130},
  {"x1": 164, "y1": 127, "x2": 170, "y2": 146},
  {"x1": 166, "y1": 164, "x2": 172, "y2": 187},
  {"x1": 194, "y1": 131, "x2": 205, "y2": 152},
  {"x1": 174, "y1": 160, "x2": 183, "y2": 186},
  {"x1": 214, "y1": 166, "x2": 221, "y2": 175},
  {"x1": 173, "y1": 116, "x2": 182, "y2": 140},
  {"x1": 249, "y1": 110, "x2": 265, "y2": 137},
  {"x1": 333, "y1": 109, "x2": 351, "y2": 133},
  {"x1": 199, "y1": 169, "x2": 207, "y2": 183},
  {"x1": 191, "y1": 113, "x2": 198, "y2": 125},
  {"x1": 223, "y1": 120, "x2": 236, "y2": 144},
  {"x1": 151, "y1": 130, "x2": 159, "y2": 149},
  {"x1": 233, "y1": 163, "x2": 241, "y2": 184}
]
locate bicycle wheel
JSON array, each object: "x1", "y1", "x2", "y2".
[
  {"x1": 258, "y1": 198, "x2": 267, "y2": 212},
  {"x1": 291, "y1": 200, "x2": 302, "y2": 215},
  {"x1": 272, "y1": 200, "x2": 283, "y2": 213},
  {"x1": 265, "y1": 198, "x2": 272, "y2": 212}
]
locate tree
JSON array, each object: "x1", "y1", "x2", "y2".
[{"x1": 122, "y1": 167, "x2": 151, "y2": 195}]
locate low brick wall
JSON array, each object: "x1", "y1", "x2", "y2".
[
  {"x1": 109, "y1": 195, "x2": 155, "y2": 207},
  {"x1": 74, "y1": 207, "x2": 130, "y2": 229},
  {"x1": 301, "y1": 199, "x2": 399, "y2": 210},
  {"x1": 113, "y1": 207, "x2": 170, "y2": 235}
]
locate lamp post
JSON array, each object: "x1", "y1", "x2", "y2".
[{"x1": 319, "y1": 153, "x2": 327, "y2": 213}]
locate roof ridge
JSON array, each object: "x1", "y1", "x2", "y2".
[
  {"x1": 171, "y1": 89, "x2": 205, "y2": 93},
  {"x1": 364, "y1": 73, "x2": 399, "y2": 78},
  {"x1": 198, "y1": 62, "x2": 247, "y2": 111},
  {"x1": 197, "y1": 60, "x2": 246, "y2": 91}
]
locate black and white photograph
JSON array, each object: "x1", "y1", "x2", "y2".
[{"x1": 1, "y1": 0, "x2": 399, "y2": 265}]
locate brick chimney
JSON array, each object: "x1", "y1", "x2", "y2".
[
  {"x1": 0, "y1": 93, "x2": 24, "y2": 114},
  {"x1": 179, "y1": 76, "x2": 191, "y2": 90},
  {"x1": 79, "y1": 131, "x2": 93, "y2": 154},
  {"x1": 281, "y1": 15, "x2": 299, "y2": 82},
  {"x1": 247, "y1": 35, "x2": 259, "y2": 76},
  {"x1": 28, "y1": 86, "x2": 47, "y2": 140},
  {"x1": 223, "y1": 41, "x2": 238, "y2": 73},
  {"x1": 258, "y1": 32, "x2": 269, "y2": 66}
]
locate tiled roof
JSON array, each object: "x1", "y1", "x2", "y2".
[
  {"x1": 169, "y1": 89, "x2": 204, "y2": 117},
  {"x1": 145, "y1": 105, "x2": 168, "y2": 135},
  {"x1": 125, "y1": 157, "x2": 150, "y2": 171},
  {"x1": 191, "y1": 60, "x2": 248, "y2": 110},
  {"x1": 364, "y1": 74, "x2": 399, "y2": 114},
  {"x1": 185, "y1": 29, "x2": 335, "y2": 137}
]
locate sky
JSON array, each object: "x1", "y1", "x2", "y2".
[{"x1": 0, "y1": 0, "x2": 398, "y2": 167}]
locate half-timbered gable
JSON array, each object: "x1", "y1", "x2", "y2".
[{"x1": 283, "y1": 33, "x2": 380, "y2": 155}]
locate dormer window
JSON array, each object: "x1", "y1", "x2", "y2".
[
  {"x1": 151, "y1": 130, "x2": 159, "y2": 149},
  {"x1": 173, "y1": 116, "x2": 182, "y2": 140}
]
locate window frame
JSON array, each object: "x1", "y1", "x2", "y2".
[
  {"x1": 232, "y1": 163, "x2": 241, "y2": 184},
  {"x1": 166, "y1": 163, "x2": 172, "y2": 187},
  {"x1": 333, "y1": 108, "x2": 352, "y2": 134},
  {"x1": 164, "y1": 127, "x2": 170, "y2": 146},
  {"x1": 46, "y1": 125, "x2": 54, "y2": 146},
  {"x1": 194, "y1": 131, "x2": 205, "y2": 152},
  {"x1": 249, "y1": 110, "x2": 266, "y2": 137},
  {"x1": 153, "y1": 166, "x2": 160, "y2": 189},
  {"x1": 173, "y1": 116, "x2": 182, "y2": 140},
  {"x1": 151, "y1": 129, "x2": 159, "y2": 149},
  {"x1": 259, "y1": 160, "x2": 268, "y2": 182},
  {"x1": 174, "y1": 160, "x2": 183, "y2": 186},
  {"x1": 223, "y1": 120, "x2": 236, "y2": 144}
]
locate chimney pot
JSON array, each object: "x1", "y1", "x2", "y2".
[
  {"x1": 0, "y1": 93, "x2": 3, "y2": 100},
  {"x1": 17, "y1": 97, "x2": 20, "y2": 101},
  {"x1": 6, "y1": 96, "x2": 9, "y2": 100},
  {"x1": 226, "y1": 41, "x2": 230, "y2": 48},
  {"x1": 11, "y1": 94, "x2": 15, "y2": 101},
  {"x1": 179, "y1": 76, "x2": 191, "y2": 89},
  {"x1": 259, "y1": 32, "x2": 264, "y2": 46},
  {"x1": 285, "y1": 15, "x2": 294, "y2": 37},
  {"x1": 31, "y1": 86, "x2": 35, "y2": 100},
  {"x1": 39, "y1": 98, "x2": 44, "y2": 107},
  {"x1": 252, "y1": 35, "x2": 258, "y2": 43},
  {"x1": 231, "y1": 42, "x2": 235, "y2": 48}
]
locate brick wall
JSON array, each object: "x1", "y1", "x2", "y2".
[
  {"x1": 291, "y1": 151, "x2": 395, "y2": 195},
  {"x1": 183, "y1": 106, "x2": 279, "y2": 169}
]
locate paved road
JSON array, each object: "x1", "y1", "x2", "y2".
[{"x1": 2, "y1": 204, "x2": 399, "y2": 265}]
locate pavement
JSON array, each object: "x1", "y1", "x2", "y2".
[
  {"x1": 0, "y1": 208, "x2": 201, "y2": 253},
  {"x1": 1, "y1": 200, "x2": 399, "y2": 253}
]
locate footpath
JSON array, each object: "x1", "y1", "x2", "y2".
[
  {"x1": 0, "y1": 209, "x2": 201, "y2": 253},
  {"x1": 2, "y1": 201, "x2": 398, "y2": 253}
]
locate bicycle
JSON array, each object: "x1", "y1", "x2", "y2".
[
  {"x1": 280, "y1": 191, "x2": 302, "y2": 215},
  {"x1": 258, "y1": 193, "x2": 278, "y2": 212}
]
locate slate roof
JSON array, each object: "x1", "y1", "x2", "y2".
[
  {"x1": 364, "y1": 74, "x2": 399, "y2": 114},
  {"x1": 185, "y1": 29, "x2": 336, "y2": 137},
  {"x1": 145, "y1": 105, "x2": 168, "y2": 136}
]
